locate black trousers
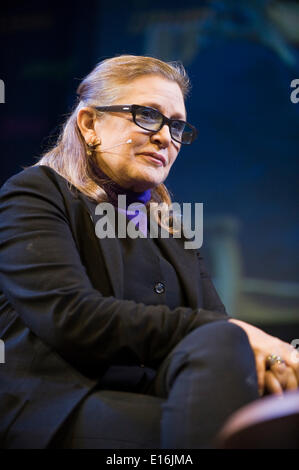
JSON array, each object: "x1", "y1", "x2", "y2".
[{"x1": 48, "y1": 321, "x2": 259, "y2": 449}]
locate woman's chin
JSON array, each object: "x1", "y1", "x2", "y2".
[
  {"x1": 134, "y1": 177, "x2": 165, "y2": 192},
  {"x1": 130, "y1": 166, "x2": 166, "y2": 190}
]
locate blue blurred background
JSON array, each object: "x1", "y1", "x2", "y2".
[{"x1": 1, "y1": 0, "x2": 298, "y2": 340}]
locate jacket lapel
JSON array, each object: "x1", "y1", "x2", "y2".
[{"x1": 79, "y1": 195, "x2": 124, "y2": 299}]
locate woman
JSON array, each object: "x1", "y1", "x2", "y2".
[{"x1": 0, "y1": 55, "x2": 298, "y2": 449}]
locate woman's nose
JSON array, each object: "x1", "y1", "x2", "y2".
[{"x1": 151, "y1": 124, "x2": 172, "y2": 147}]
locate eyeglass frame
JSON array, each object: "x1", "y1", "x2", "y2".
[{"x1": 93, "y1": 104, "x2": 198, "y2": 145}]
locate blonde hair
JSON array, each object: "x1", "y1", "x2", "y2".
[{"x1": 34, "y1": 55, "x2": 191, "y2": 230}]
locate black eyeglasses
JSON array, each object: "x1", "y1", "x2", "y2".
[{"x1": 94, "y1": 104, "x2": 198, "y2": 145}]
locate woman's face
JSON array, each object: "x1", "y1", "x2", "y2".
[{"x1": 93, "y1": 75, "x2": 186, "y2": 192}]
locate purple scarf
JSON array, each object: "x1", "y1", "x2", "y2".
[{"x1": 95, "y1": 167, "x2": 152, "y2": 233}]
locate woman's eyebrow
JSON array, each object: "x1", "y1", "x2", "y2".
[{"x1": 141, "y1": 102, "x2": 186, "y2": 120}]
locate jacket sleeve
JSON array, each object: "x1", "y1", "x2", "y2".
[{"x1": 0, "y1": 167, "x2": 230, "y2": 373}]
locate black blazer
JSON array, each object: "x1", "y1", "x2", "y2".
[{"x1": 0, "y1": 165, "x2": 229, "y2": 448}]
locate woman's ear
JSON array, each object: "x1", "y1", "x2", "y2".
[{"x1": 77, "y1": 107, "x2": 98, "y2": 144}]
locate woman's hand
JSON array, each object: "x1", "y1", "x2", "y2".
[{"x1": 228, "y1": 318, "x2": 299, "y2": 397}]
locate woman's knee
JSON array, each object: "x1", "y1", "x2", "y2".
[
  {"x1": 178, "y1": 320, "x2": 251, "y2": 357},
  {"x1": 147, "y1": 319, "x2": 259, "y2": 400},
  {"x1": 164, "y1": 320, "x2": 256, "y2": 384}
]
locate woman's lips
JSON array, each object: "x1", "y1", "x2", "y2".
[{"x1": 139, "y1": 152, "x2": 166, "y2": 166}]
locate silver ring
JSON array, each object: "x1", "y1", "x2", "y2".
[{"x1": 266, "y1": 354, "x2": 286, "y2": 368}]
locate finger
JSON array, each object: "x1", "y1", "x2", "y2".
[
  {"x1": 285, "y1": 369, "x2": 299, "y2": 391},
  {"x1": 255, "y1": 353, "x2": 266, "y2": 396},
  {"x1": 264, "y1": 370, "x2": 283, "y2": 396},
  {"x1": 281, "y1": 344, "x2": 299, "y2": 382},
  {"x1": 270, "y1": 363, "x2": 299, "y2": 391},
  {"x1": 288, "y1": 349, "x2": 299, "y2": 383},
  {"x1": 269, "y1": 361, "x2": 288, "y2": 389}
]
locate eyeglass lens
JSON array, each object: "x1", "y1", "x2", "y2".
[{"x1": 135, "y1": 107, "x2": 192, "y2": 144}]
